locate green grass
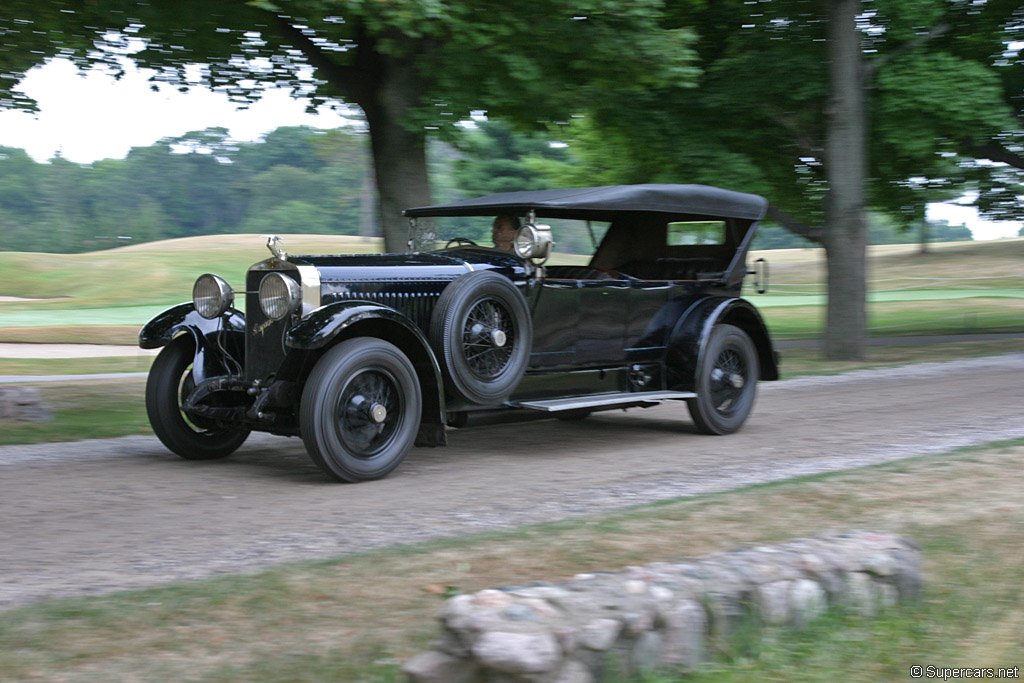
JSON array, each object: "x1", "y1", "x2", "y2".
[
  {"x1": 0, "y1": 355, "x2": 153, "y2": 376},
  {"x1": 2, "y1": 439, "x2": 1022, "y2": 682},
  {"x1": 0, "y1": 233, "x2": 383, "y2": 312},
  {"x1": 763, "y1": 298, "x2": 1024, "y2": 339},
  {"x1": 0, "y1": 378, "x2": 152, "y2": 445}
]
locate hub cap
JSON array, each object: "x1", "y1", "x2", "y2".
[
  {"x1": 336, "y1": 368, "x2": 403, "y2": 458},
  {"x1": 709, "y1": 348, "x2": 747, "y2": 414},
  {"x1": 463, "y1": 299, "x2": 514, "y2": 379}
]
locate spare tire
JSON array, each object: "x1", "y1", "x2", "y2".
[{"x1": 430, "y1": 270, "x2": 532, "y2": 404}]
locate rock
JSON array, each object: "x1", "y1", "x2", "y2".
[
  {"x1": 631, "y1": 631, "x2": 663, "y2": 672},
  {"x1": 552, "y1": 659, "x2": 593, "y2": 683},
  {"x1": 659, "y1": 599, "x2": 706, "y2": 670},
  {"x1": 0, "y1": 386, "x2": 52, "y2": 422},
  {"x1": 402, "y1": 650, "x2": 479, "y2": 683},
  {"x1": 755, "y1": 581, "x2": 791, "y2": 626},
  {"x1": 503, "y1": 604, "x2": 537, "y2": 622},
  {"x1": 472, "y1": 631, "x2": 561, "y2": 674},
  {"x1": 579, "y1": 618, "x2": 621, "y2": 651},
  {"x1": 788, "y1": 579, "x2": 827, "y2": 627},
  {"x1": 843, "y1": 572, "x2": 877, "y2": 616},
  {"x1": 473, "y1": 589, "x2": 513, "y2": 608}
]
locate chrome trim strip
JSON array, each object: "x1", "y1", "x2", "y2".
[
  {"x1": 515, "y1": 390, "x2": 696, "y2": 412},
  {"x1": 295, "y1": 263, "x2": 321, "y2": 316}
]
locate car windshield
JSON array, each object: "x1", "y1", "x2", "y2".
[{"x1": 410, "y1": 216, "x2": 611, "y2": 264}]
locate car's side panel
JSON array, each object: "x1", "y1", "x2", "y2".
[
  {"x1": 576, "y1": 278, "x2": 631, "y2": 364},
  {"x1": 526, "y1": 280, "x2": 580, "y2": 367},
  {"x1": 284, "y1": 301, "x2": 448, "y2": 443},
  {"x1": 138, "y1": 303, "x2": 246, "y2": 385},
  {"x1": 665, "y1": 296, "x2": 778, "y2": 391}
]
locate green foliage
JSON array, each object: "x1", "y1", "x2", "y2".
[
  {"x1": 0, "y1": 126, "x2": 376, "y2": 252},
  {"x1": 529, "y1": 0, "x2": 1024, "y2": 233},
  {"x1": 451, "y1": 120, "x2": 569, "y2": 196}
]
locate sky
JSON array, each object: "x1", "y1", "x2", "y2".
[{"x1": 0, "y1": 58, "x2": 1020, "y2": 240}]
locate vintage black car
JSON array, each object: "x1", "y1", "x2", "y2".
[{"x1": 139, "y1": 184, "x2": 778, "y2": 482}]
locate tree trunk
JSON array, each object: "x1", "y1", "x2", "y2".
[
  {"x1": 361, "y1": 55, "x2": 432, "y2": 253},
  {"x1": 823, "y1": 0, "x2": 868, "y2": 360}
]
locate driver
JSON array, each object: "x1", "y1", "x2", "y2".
[{"x1": 491, "y1": 215, "x2": 520, "y2": 251}]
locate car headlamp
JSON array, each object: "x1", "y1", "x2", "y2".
[
  {"x1": 192, "y1": 274, "x2": 234, "y2": 319},
  {"x1": 259, "y1": 272, "x2": 302, "y2": 321},
  {"x1": 513, "y1": 223, "x2": 554, "y2": 262}
]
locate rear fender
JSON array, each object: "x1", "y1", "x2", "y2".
[
  {"x1": 666, "y1": 297, "x2": 778, "y2": 391},
  {"x1": 138, "y1": 303, "x2": 246, "y2": 385},
  {"x1": 285, "y1": 301, "x2": 447, "y2": 445}
]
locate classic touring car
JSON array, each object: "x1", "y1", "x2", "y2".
[{"x1": 139, "y1": 184, "x2": 778, "y2": 482}]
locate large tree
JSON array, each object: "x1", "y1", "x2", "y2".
[
  {"x1": 538, "y1": 0, "x2": 1020, "y2": 359},
  {"x1": 0, "y1": 0, "x2": 696, "y2": 252}
]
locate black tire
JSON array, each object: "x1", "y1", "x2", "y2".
[
  {"x1": 430, "y1": 270, "x2": 532, "y2": 404},
  {"x1": 145, "y1": 335, "x2": 250, "y2": 460},
  {"x1": 300, "y1": 338, "x2": 421, "y2": 482},
  {"x1": 687, "y1": 324, "x2": 759, "y2": 435}
]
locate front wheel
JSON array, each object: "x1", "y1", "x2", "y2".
[
  {"x1": 145, "y1": 335, "x2": 250, "y2": 460},
  {"x1": 687, "y1": 324, "x2": 759, "y2": 435},
  {"x1": 300, "y1": 338, "x2": 422, "y2": 482}
]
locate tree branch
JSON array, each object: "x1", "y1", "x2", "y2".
[
  {"x1": 962, "y1": 137, "x2": 1024, "y2": 170},
  {"x1": 864, "y1": 23, "x2": 951, "y2": 81},
  {"x1": 272, "y1": 15, "x2": 368, "y2": 106},
  {"x1": 766, "y1": 205, "x2": 824, "y2": 244}
]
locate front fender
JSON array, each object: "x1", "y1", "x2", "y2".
[
  {"x1": 666, "y1": 296, "x2": 778, "y2": 391},
  {"x1": 285, "y1": 301, "x2": 447, "y2": 444},
  {"x1": 139, "y1": 302, "x2": 246, "y2": 384}
]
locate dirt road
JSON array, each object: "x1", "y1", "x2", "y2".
[{"x1": 2, "y1": 354, "x2": 1023, "y2": 608}]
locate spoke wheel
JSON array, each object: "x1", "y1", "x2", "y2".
[
  {"x1": 430, "y1": 270, "x2": 532, "y2": 404},
  {"x1": 145, "y1": 335, "x2": 249, "y2": 460},
  {"x1": 301, "y1": 338, "x2": 421, "y2": 482},
  {"x1": 688, "y1": 324, "x2": 759, "y2": 435}
]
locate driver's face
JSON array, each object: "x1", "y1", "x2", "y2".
[{"x1": 492, "y1": 218, "x2": 516, "y2": 250}]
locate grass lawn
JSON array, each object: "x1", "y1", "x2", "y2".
[
  {"x1": 2, "y1": 438, "x2": 1022, "y2": 681},
  {"x1": 1, "y1": 236, "x2": 1022, "y2": 339}
]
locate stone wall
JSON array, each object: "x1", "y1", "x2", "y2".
[{"x1": 403, "y1": 531, "x2": 922, "y2": 683}]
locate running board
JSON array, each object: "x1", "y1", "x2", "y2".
[{"x1": 514, "y1": 390, "x2": 696, "y2": 412}]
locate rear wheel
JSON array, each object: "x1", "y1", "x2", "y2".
[
  {"x1": 688, "y1": 324, "x2": 759, "y2": 435},
  {"x1": 145, "y1": 335, "x2": 249, "y2": 460},
  {"x1": 301, "y1": 338, "x2": 421, "y2": 482}
]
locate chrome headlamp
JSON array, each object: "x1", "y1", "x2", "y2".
[
  {"x1": 513, "y1": 223, "x2": 554, "y2": 262},
  {"x1": 192, "y1": 274, "x2": 234, "y2": 319},
  {"x1": 259, "y1": 272, "x2": 302, "y2": 321}
]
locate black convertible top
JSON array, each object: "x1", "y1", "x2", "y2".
[{"x1": 404, "y1": 184, "x2": 768, "y2": 222}]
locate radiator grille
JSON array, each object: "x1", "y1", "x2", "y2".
[{"x1": 245, "y1": 270, "x2": 298, "y2": 382}]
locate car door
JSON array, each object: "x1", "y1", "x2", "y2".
[{"x1": 526, "y1": 278, "x2": 579, "y2": 368}]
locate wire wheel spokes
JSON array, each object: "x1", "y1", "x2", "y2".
[
  {"x1": 461, "y1": 298, "x2": 514, "y2": 379},
  {"x1": 709, "y1": 347, "x2": 747, "y2": 414},
  {"x1": 335, "y1": 368, "x2": 403, "y2": 458}
]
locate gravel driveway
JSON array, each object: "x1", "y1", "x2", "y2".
[{"x1": 2, "y1": 353, "x2": 1023, "y2": 609}]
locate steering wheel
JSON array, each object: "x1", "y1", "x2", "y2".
[{"x1": 445, "y1": 237, "x2": 478, "y2": 249}]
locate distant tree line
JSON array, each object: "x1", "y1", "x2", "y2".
[
  {"x1": 0, "y1": 126, "x2": 375, "y2": 253},
  {"x1": 0, "y1": 119, "x2": 974, "y2": 254}
]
